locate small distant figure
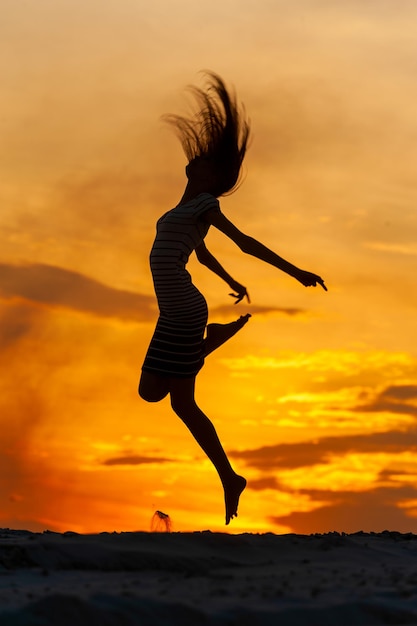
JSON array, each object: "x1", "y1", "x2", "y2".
[
  {"x1": 139, "y1": 72, "x2": 327, "y2": 526},
  {"x1": 151, "y1": 510, "x2": 172, "y2": 532}
]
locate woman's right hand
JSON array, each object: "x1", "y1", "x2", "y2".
[{"x1": 228, "y1": 280, "x2": 250, "y2": 304}]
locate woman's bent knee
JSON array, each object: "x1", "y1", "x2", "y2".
[
  {"x1": 138, "y1": 372, "x2": 169, "y2": 403},
  {"x1": 139, "y1": 387, "x2": 167, "y2": 403}
]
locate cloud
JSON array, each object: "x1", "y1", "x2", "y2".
[
  {"x1": 0, "y1": 262, "x2": 309, "y2": 330},
  {"x1": 0, "y1": 299, "x2": 42, "y2": 350},
  {"x1": 354, "y1": 402, "x2": 417, "y2": 418},
  {"x1": 211, "y1": 304, "x2": 306, "y2": 318},
  {"x1": 364, "y1": 242, "x2": 417, "y2": 256},
  {"x1": 0, "y1": 263, "x2": 156, "y2": 322},
  {"x1": 102, "y1": 455, "x2": 175, "y2": 466},
  {"x1": 219, "y1": 351, "x2": 416, "y2": 374},
  {"x1": 353, "y1": 384, "x2": 417, "y2": 418},
  {"x1": 248, "y1": 476, "x2": 280, "y2": 491},
  {"x1": 231, "y1": 429, "x2": 417, "y2": 471},
  {"x1": 270, "y1": 485, "x2": 417, "y2": 534},
  {"x1": 381, "y1": 385, "x2": 417, "y2": 401}
]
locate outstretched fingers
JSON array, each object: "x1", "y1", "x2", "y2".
[
  {"x1": 229, "y1": 290, "x2": 250, "y2": 304},
  {"x1": 317, "y1": 277, "x2": 327, "y2": 291}
]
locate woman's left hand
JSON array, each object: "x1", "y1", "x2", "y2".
[
  {"x1": 295, "y1": 269, "x2": 327, "y2": 291},
  {"x1": 228, "y1": 280, "x2": 251, "y2": 304}
]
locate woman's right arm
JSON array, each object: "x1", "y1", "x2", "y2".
[
  {"x1": 206, "y1": 209, "x2": 327, "y2": 290},
  {"x1": 195, "y1": 241, "x2": 250, "y2": 303}
]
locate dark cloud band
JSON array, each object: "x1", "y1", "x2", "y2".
[
  {"x1": 0, "y1": 263, "x2": 156, "y2": 321},
  {"x1": 231, "y1": 428, "x2": 417, "y2": 470}
]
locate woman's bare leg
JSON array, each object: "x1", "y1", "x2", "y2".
[
  {"x1": 139, "y1": 371, "x2": 169, "y2": 403},
  {"x1": 169, "y1": 376, "x2": 246, "y2": 524},
  {"x1": 204, "y1": 314, "x2": 251, "y2": 357}
]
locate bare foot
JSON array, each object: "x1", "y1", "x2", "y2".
[
  {"x1": 224, "y1": 474, "x2": 247, "y2": 525},
  {"x1": 204, "y1": 314, "x2": 251, "y2": 357}
]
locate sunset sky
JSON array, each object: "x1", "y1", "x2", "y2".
[{"x1": 1, "y1": 0, "x2": 417, "y2": 534}]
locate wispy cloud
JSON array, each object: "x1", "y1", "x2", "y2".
[
  {"x1": 231, "y1": 429, "x2": 417, "y2": 471},
  {"x1": 0, "y1": 263, "x2": 156, "y2": 321},
  {"x1": 364, "y1": 242, "x2": 417, "y2": 256},
  {"x1": 0, "y1": 256, "x2": 310, "y2": 331},
  {"x1": 211, "y1": 304, "x2": 307, "y2": 318},
  {"x1": 0, "y1": 299, "x2": 42, "y2": 349},
  {"x1": 382, "y1": 385, "x2": 417, "y2": 401},
  {"x1": 102, "y1": 455, "x2": 175, "y2": 466},
  {"x1": 220, "y1": 350, "x2": 416, "y2": 374},
  {"x1": 353, "y1": 384, "x2": 417, "y2": 418}
]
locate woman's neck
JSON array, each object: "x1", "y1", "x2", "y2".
[{"x1": 178, "y1": 180, "x2": 215, "y2": 206}]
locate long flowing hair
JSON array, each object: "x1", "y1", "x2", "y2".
[{"x1": 163, "y1": 71, "x2": 251, "y2": 196}]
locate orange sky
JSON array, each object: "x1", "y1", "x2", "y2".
[{"x1": 1, "y1": 0, "x2": 417, "y2": 534}]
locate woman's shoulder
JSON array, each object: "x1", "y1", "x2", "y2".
[{"x1": 192, "y1": 193, "x2": 221, "y2": 217}]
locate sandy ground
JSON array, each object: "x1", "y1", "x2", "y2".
[{"x1": 1, "y1": 529, "x2": 417, "y2": 625}]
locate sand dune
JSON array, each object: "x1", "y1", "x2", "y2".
[{"x1": 1, "y1": 529, "x2": 417, "y2": 625}]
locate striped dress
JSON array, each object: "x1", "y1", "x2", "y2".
[{"x1": 142, "y1": 193, "x2": 220, "y2": 378}]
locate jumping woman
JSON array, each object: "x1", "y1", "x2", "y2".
[{"x1": 139, "y1": 72, "x2": 327, "y2": 525}]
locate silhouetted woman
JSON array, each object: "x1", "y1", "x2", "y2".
[{"x1": 139, "y1": 72, "x2": 326, "y2": 525}]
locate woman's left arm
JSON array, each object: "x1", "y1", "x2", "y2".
[{"x1": 205, "y1": 209, "x2": 327, "y2": 291}]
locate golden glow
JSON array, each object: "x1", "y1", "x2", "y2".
[{"x1": 1, "y1": 0, "x2": 417, "y2": 534}]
